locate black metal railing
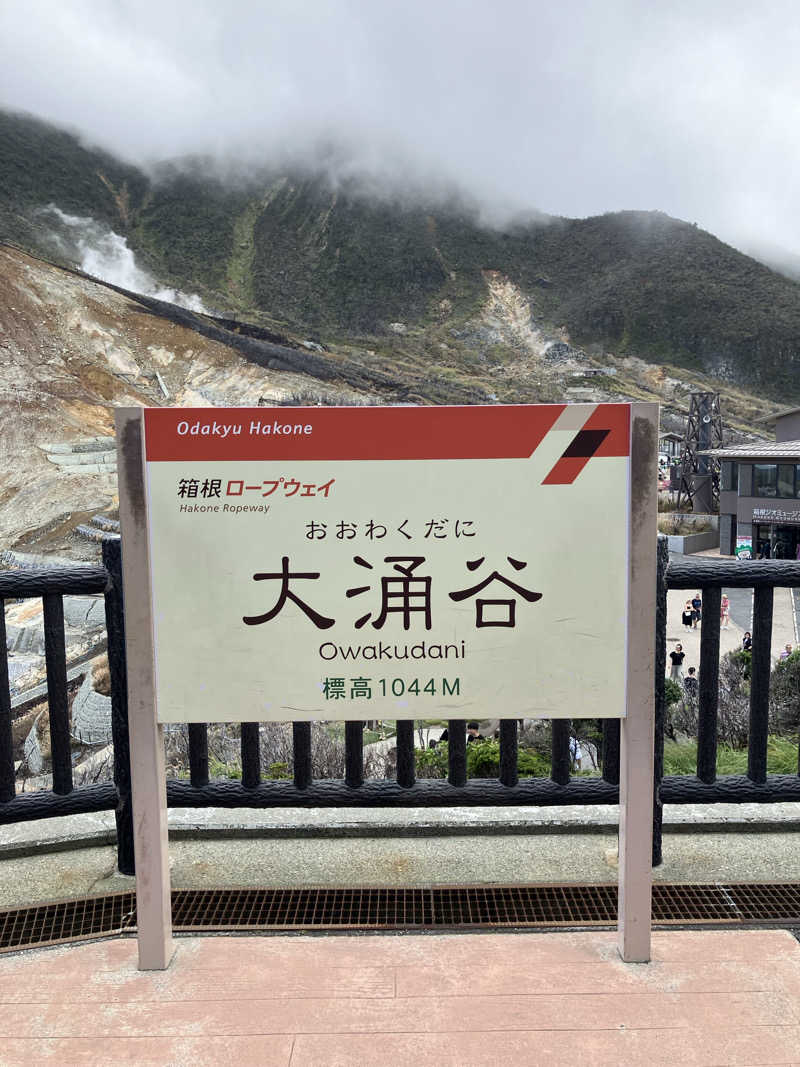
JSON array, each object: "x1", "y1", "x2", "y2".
[
  {"x1": 2, "y1": 536, "x2": 799, "y2": 877},
  {"x1": 0, "y1": 560, "x2": 117, "y2": 823},
  {"x1": 661, "y1": 556, "x2": 800, "y2": 808}
]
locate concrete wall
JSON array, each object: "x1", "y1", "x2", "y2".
[{"x1": 666, "y1": 530, "x2": 720, "y2": 554}]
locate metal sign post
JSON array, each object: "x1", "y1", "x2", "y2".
[
  {"x1": 115, "y1": 408, "x2": 173, "y2": 970},
  {"x1": 115, "y1": 402, "x2": 657, "y2": 969},
  {"x1": 619, "y1": 403, "x2": 658, "y2": 962}
]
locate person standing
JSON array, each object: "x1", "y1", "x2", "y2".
[
  {"x1": 669, "y1": 643, "x2": 685, "y2": 681},
  {"x1": 683, "y1": 666, "x2": 699, "y2": 703},
  {"x1": 691, "y1": 592, "x2": 702, "y2": 628},
  {"x1": 569, "y1": 735, "x2": 582, "y2": 771},
  {"x1": 681, "y1": 602, "x2": 694, "y2": 631},
  {"x1": 720, "y1": 593, "x2": 730, "y2": 628},
  {"x1": 742, "y1": 631, "x2": 752, "y2": 651}
]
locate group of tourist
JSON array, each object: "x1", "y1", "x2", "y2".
[
  {"x1": 671, "y1": 589, "x2": 734, "y2": 703},
  {"x1": 670, "y1": 580, "x2": 795, "y2": 706},
  {"x1": 680, "y1": 591, "x2": 731, "y2": 631}
]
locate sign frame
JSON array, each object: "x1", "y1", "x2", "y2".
[{"x1": 116, "y1": 402, "x2": 657, "y2": 969}]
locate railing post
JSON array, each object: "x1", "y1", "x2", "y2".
[
  {"x1": 43, "y1": 593, "x2": 72, "y2": 795},
  {"x1": 345, "y1": 721, "x2": 364, "y2": 787},
  {"x1": 292, "y1": 722, "x2": 312, "y2": 789},
  {"x1": 696, "y1": 586, "x2": 721, "y2": 783},
  {"x1": 241, "y1": 723, "x2": 261, "y2": 788},
  {"x1": 602, "y1": 719, "x2": 620, "y2": 785},
  {"x1": 499, "y1": 720, "x2": 518, "y2": 787},
  {"x1": 102, "y1": 536, "x2": 135, "y2": 875},
  {"x1": 395, "y1": 720, "x2": 415, "y2": 787},
  {"x1": 0, "y1": 600, "x2": 15, "y2": 803},
  {"x1": 551, "y1": 720, "x2": 571, "y2": 785},
  {"x1": 652, "y1": 535, "x2": 668, "y2": 866},
  {"x1": 447, "y1": 720, "x2": 466, "y2": 786},
  {"x1": 188, "y1": 725, "x2": 209, "y2": 787},
  {"x1": 748, "y1": 585, "x2": 774, "y2": 783}
]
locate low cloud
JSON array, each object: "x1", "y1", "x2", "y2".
[{"x1": 2, "y1": 0, "x2": 799, "y2": 253}]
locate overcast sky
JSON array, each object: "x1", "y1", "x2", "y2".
[{"x1": 2, "y1": 0, "x2": 800, "y2": 255}]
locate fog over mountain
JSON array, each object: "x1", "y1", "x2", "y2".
[{"x1": 1, "y1": 0, "x2": 799, "y2": 255}]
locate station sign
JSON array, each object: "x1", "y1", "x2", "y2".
[{"x1": 142, "y1": 404, "x2": 631, "y2": 722}]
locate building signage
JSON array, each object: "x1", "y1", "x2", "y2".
[
  {"x1": 735, "y1": 536, "x2": 753, "y2": 560},
  {"x1": 752, "y1": 507, "x2": 800, "y2": 525},
  {"x1": 142, "y1": 404, "x2": 631, "y2": 722}
]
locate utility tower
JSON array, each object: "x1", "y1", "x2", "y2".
[{"x1": 675, "y1": 392, "x2": 724, "y2": 512}]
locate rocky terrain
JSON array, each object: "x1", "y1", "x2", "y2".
[
  {"x1": 0, "y1": 244, "x2": 374, "y2": 554},
  {"x1": 0, "y1": 240, "x2": 779, "y2": 560}
]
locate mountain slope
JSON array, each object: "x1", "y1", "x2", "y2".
[{"x1": 2, "y1": 109, "x2": 800, "y2": 401}]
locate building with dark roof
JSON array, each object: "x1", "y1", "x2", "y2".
[{"x1": 703, "y1": 407, "x2": 800, "y2": 559}]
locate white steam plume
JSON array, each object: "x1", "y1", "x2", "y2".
[{"x1": 41, "y1": 206, "x2": 208, "y2": 313}]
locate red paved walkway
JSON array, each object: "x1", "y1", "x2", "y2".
[{"x1": 1, "y1": 929, "x2": 800, "y2": 1065}]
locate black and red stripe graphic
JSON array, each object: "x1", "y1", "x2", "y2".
[{"x1": 542, "y1": 405, "x2": 629, "y2": 484}]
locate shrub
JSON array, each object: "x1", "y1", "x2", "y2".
[
  {"x1": 664, "y1": 678, "x2": 683, "y2": 708},
  {"x1": 415, "y1": 744, "x2": 448, "y2": 778},
  {"x1": 517, "y1": 748, "x2": 551, "y2": 778},
  {"x1": 266, "y1": 761, "x2": 291, "y2": 780},
  {"x1": 414, "y1": 740, "x2": 551, "y2": 779},
  {"x1": 165, "y1": 721, "x2": 389, "y2": 781},
  {"x1": 717, "y1": 650, "x2": 752, "y2": 748},
  {"x1": 770, "y1": 649, "x2": 800, "y2": 735},
  {"x1": 729, "y1": 649, "x2": 752, "y2": 680},
  {"x1": 663, "y1": 736, "x2": 798, "y2": 776}
]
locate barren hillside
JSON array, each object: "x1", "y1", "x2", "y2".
[{"x1": 0, "y1": 246, "x2": 371, "y2": 552}]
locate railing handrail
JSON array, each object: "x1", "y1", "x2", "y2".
[
  {"x1": 0, "y1": 567, "x2": 109, "y2": 597},
  {"x1": 667, "y1": 558, "x2": 800, "y2": 588}
]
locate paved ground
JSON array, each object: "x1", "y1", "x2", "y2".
[
  {"x1": 666, "y1": 549, "x2": 798, "y2": 677},
  {"x1": 2, "y1": 929, "x2": 800, "y2": 1065}
]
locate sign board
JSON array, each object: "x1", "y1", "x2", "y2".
[
  {"x1": 735, "y1": 535, "x2": 753, "y2": 560},
  {"x1": 752, "y1": 507, "x2": 800, "y2": 525},
  {"x1": 143, "y1": 404, "x2": 631, "y2": 722},
  {"x1": 118, "y1": 402, "x2": 657, "y2": 970}
]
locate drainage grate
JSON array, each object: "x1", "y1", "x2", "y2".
[
  {"x1": 3, "y1": 883, "x2": 800, "y2": 953},
  {"x1": 172, "y1": 887, "x2": 434, "y2": 930},
  {"x1": 652, "y1": 883, "x2": 741, "y2": 924},
  {"x1": 725, "y1": 883, "x2": 800, "y2": 923},
  {"x1": 0, "y1": 894, "x2": 136, "y2": 952}
]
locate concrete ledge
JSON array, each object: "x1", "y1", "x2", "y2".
[{"x1": 2, "y1": 802, "x2": 799, "y2": 859}]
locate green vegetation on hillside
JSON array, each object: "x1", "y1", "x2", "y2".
[
  {"x1": 132, "y1": 164, "x2": 254, "y2": 293},
  {"x1": 0, "y1": 110, "x2": 148, "y2": 237},
  {"x1": 2, "y1": 109, "x2": 800, "y2": 401}
]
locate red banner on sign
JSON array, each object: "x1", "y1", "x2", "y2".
[{"x1": 144, "y1": 405, "x2": 630, "y2": 463}]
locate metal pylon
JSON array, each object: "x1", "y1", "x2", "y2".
[{"x1": 675, "y1": 392, "x2": 724, "y2": 512}]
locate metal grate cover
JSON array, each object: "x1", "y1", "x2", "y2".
[
  {"x1": 0, "y1": 894, "x2": 136, "y2": 952},
  {"x1": 2, "y1": 883, "x2": 800, "y2": 953}
]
